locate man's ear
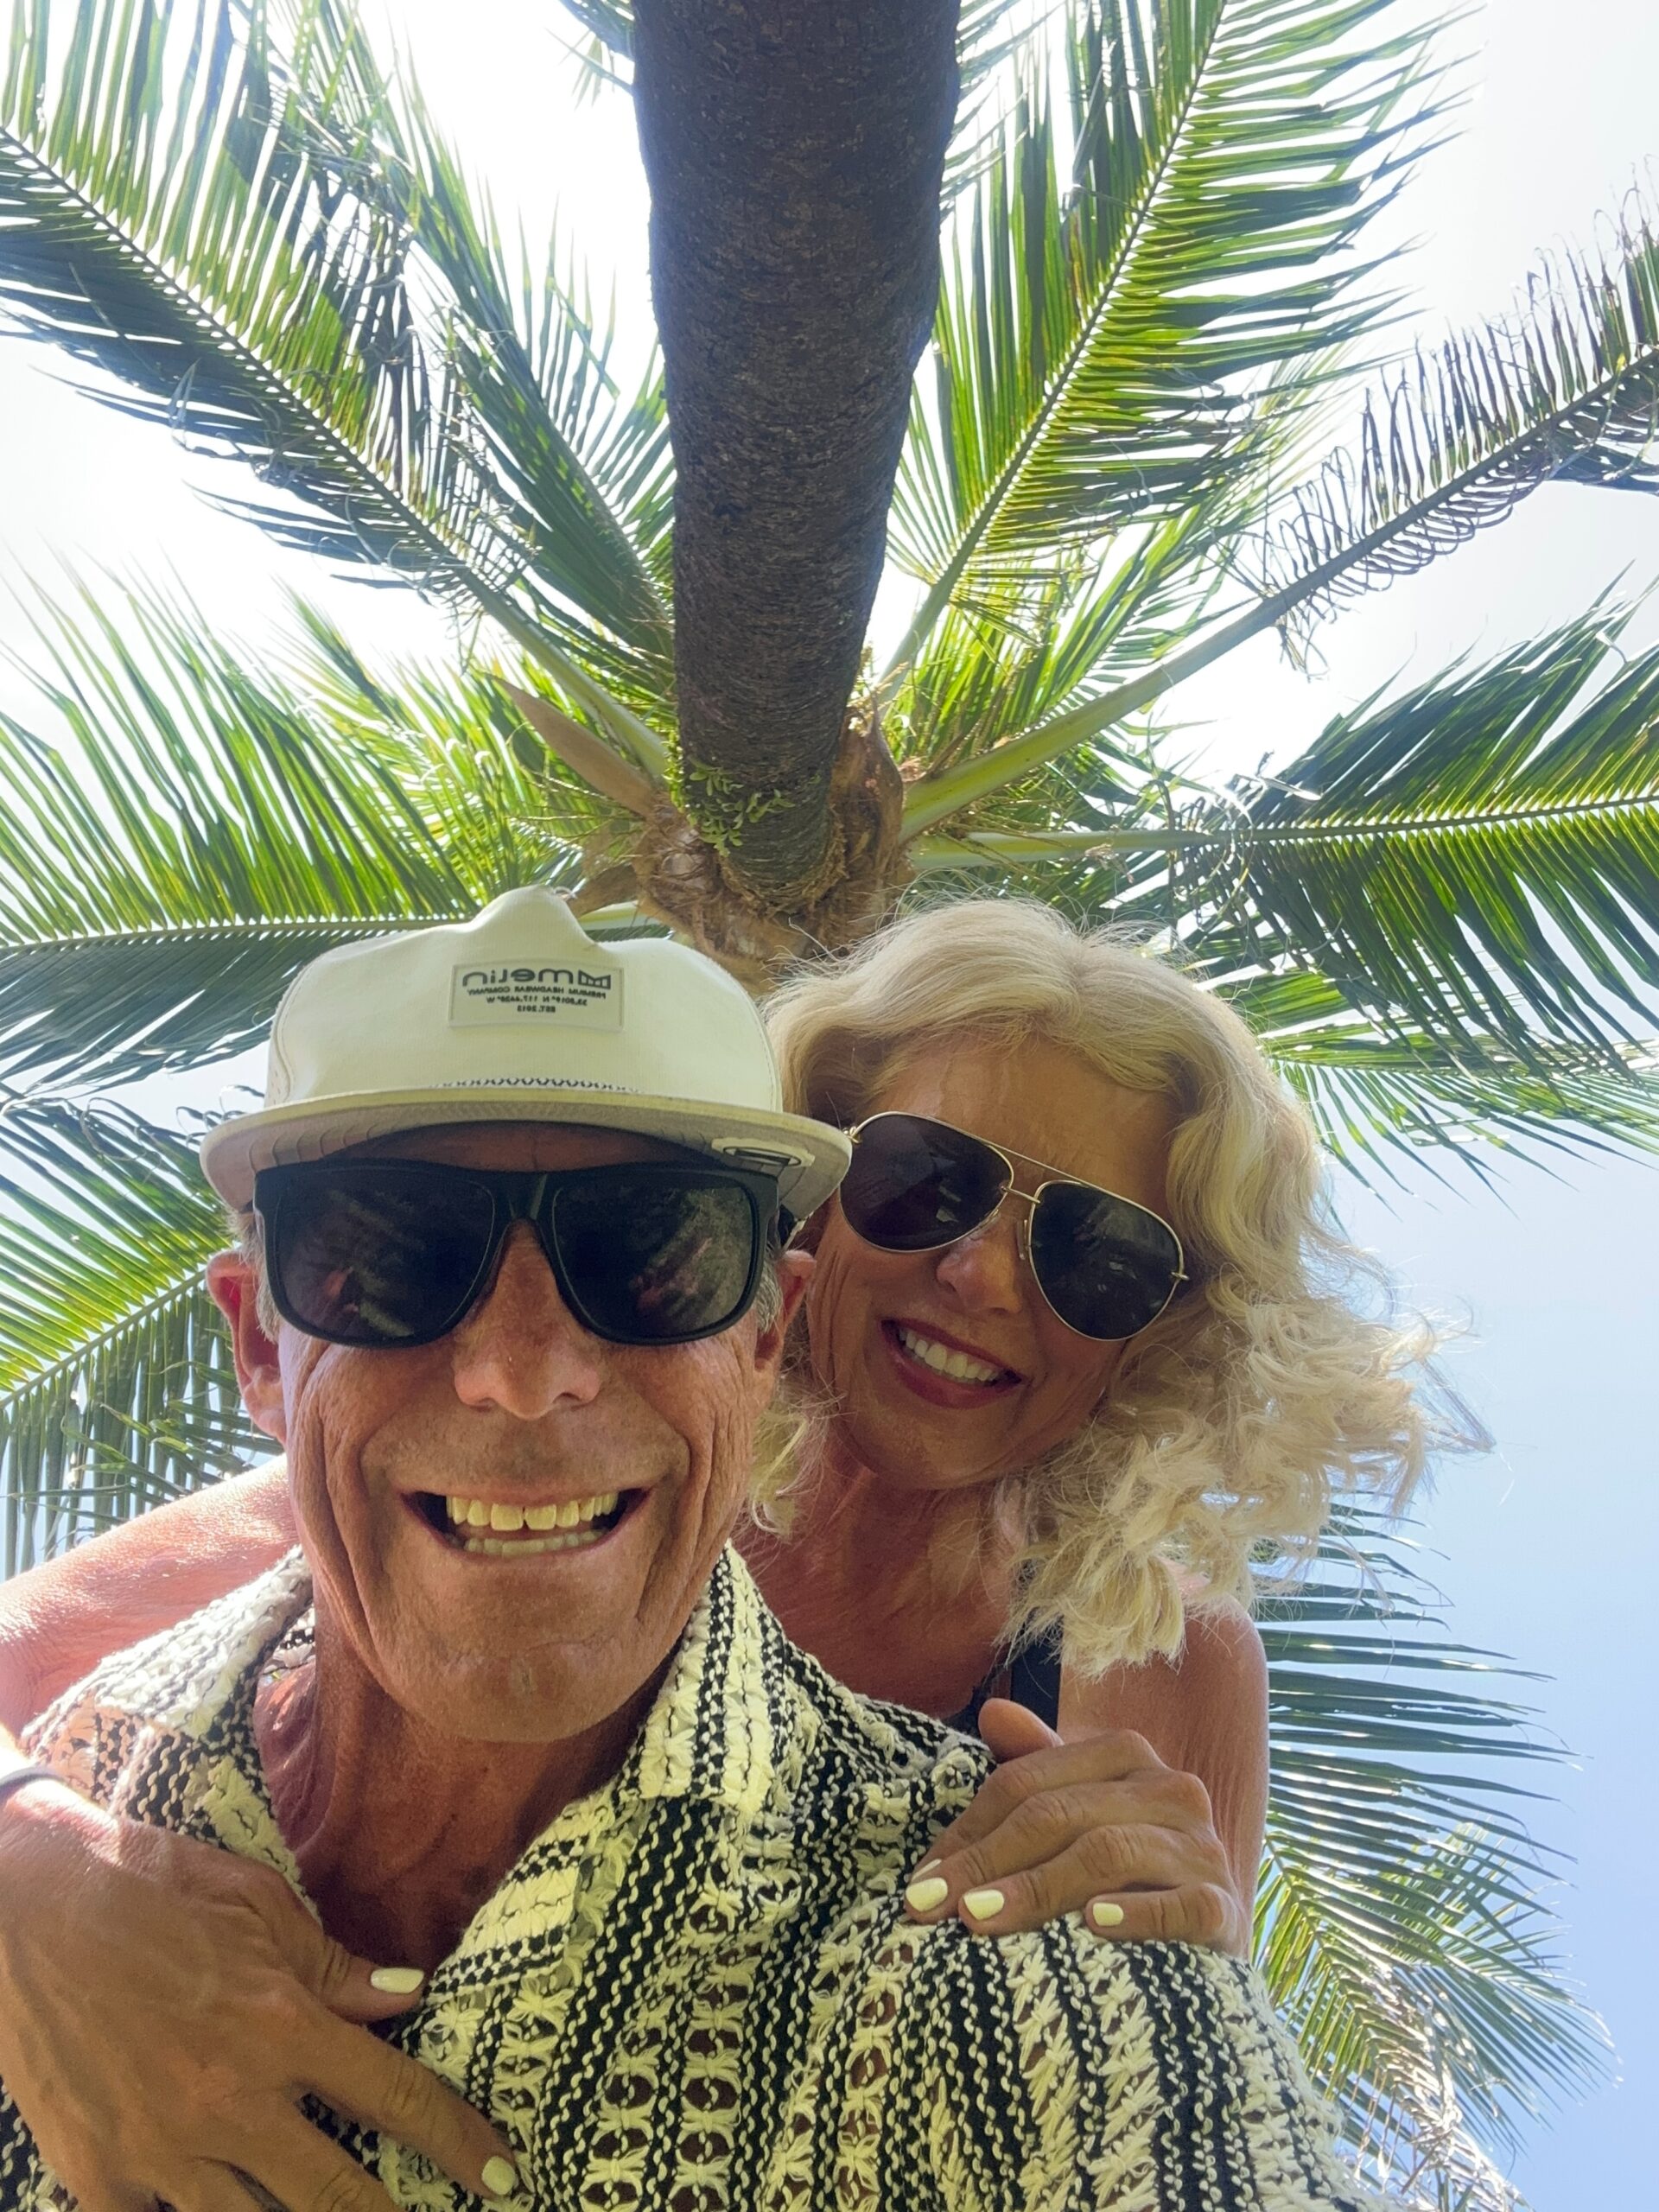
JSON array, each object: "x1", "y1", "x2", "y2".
[
  {"x1": 206, "y1": 1250, "x2": 288, "y2": 1444},
  {"x1": 751, "y1": 1247, "x2": 811, "y2": 1386}
]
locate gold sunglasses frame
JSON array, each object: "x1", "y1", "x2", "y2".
[{"x1": 842, "y1": 1111, "x2": 1189, "y2": 1343}]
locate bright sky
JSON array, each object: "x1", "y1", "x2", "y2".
[{"x1": 2, "y1": 2, "x2": 1656, "y2": 2200}]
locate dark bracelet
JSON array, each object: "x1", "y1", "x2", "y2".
[{"x1": 0, "y1": 1764, "x2": 60, "y2": 1814}]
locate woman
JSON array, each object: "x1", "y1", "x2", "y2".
[{"x1": 0, "y1": 899, "x2": 1443, "y2": 2186}]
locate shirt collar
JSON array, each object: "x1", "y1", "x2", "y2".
[
  {"x1": 620, "y1": 1544, "x2": 797, "y2": 1821},
  {"x1": 178, "y1": 1540, "x2": 798, "y2": 1831}
]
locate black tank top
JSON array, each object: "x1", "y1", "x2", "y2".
[{"x1": 945, "y1": 1623, "x2": 1064, "y2": 1735}]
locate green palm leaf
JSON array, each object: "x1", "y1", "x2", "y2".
[
  {"x1": 0, "y1": 0, "x2": 676, "y2": 737},
  {"x1": 0, "y1": 0, "x2": 531, "y2": 603},
  {"x1": 1272, "y1": 1031, "x2": 1659, "y2": 1188},
  {"x1": 899, "y1": 200, "x2": 1659, "y2": 838},
  {"x1": 0, "y1": 1098, "x2": 264, "y2": 1580},
  {"x1": 917, "y1": 611, "x2": 1659, "y2": 1081},
  {"x1": 0, "y1": 575, "x2": 583, "y2": 1090},
  {"x1": 1257, "y1": 1503, "x2": 1611, "y2": 2202},
  {"x1": 887, "y1": 0, "x2": 1440, "y2": 669},
  {"x1": 385, "y1": 92, "x2": 675, "y2": 691},
  {"x1": 1260, "y1": 208, "x2": 1659, "y2": 643},
  {"x1": 1186, "y1": 612, "x2": 1659, "y2": 1059}
]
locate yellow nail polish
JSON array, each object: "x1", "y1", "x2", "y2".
[
  {"x1": 906, "y1": 1875, "x2": 950, "y2": 1912},
  {"x1": 368, "y1": 1965, "x2": 424, "y2": 1994},
  {"x1": 1089, "y1": 1900, "x2": 1125, "y2": 1929},
  {"x1": 962, "y1": 1886, "x2": 1004, "y2": 1923},
  {"x1": 916, "y1": 1858, "x2": 944, "y2": 1876},
  {"x1": 482, "y1": 2155, "x2": 519, "y2": 2197}
]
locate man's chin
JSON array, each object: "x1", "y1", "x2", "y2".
[{"x1": 376, "y1": 1635, "x2": 650, "y2": 1745}]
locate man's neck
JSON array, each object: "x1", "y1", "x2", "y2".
[
  {"x1": 739, "y1": 1437, "x2": 1015, "y2": 1717},
  {"x1": 253, "y1": 1610, "x2": 660, "y2": 1970}
]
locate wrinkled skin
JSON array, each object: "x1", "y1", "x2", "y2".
[{"x1": 0, "y1": 1122, "x2": 805, "y2": 2212}]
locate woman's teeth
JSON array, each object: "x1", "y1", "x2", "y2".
[
  {"x1": 442, "y1": 1491, "x2": 620, "y2": 1555},
  {"x1": 893, "y1": 1325, "x2": 1007, "y2": 1385}
]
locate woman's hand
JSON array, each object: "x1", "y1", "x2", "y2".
[
  {"x1": 0, "y1": 1780, "x2": 521, "y2": 2212},
  {"x1": 902, "y1": 1699, "x2": 1249, "y2": 1954}
]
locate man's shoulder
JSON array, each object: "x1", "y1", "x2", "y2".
[
  {"x1": 729, "y1": 1550, "x2": 993, "y2": 1832},
  {"x1": 829, "y1": 1916, "x2": 1382, "y2": 2212}
]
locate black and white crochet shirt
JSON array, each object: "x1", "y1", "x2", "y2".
[{"x1": 3, "y1": 1546, "x2": 1380, "y2": 2211}]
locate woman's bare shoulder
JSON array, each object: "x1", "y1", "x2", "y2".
[
  {"x1": 1061, "y1": 1594, "x2": 1266, "y2": 1748},
  {"x1": 0, "y1": 1461, "x2": 294, "y2": 1728}
]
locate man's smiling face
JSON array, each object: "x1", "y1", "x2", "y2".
[{"x1": 209, "y1": 1123, "x2": 804, "y2": 1745}]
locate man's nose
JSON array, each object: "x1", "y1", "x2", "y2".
[
  {"x1": 931, "y1": 1205, "x2": 1025, "y2": 1314},
  {"x1": 448, "y1": 1221, "x2": 603, "y2": 1415}
]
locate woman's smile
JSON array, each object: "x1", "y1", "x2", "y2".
[{"x1": 880, "y1": 1316, "x2": 1023, "y2": 1404}]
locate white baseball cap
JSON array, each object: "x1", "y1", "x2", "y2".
[{"x1": 200, "y1": 888, "x2": 851, "y2": 1217}]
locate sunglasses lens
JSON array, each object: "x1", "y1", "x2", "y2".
[
  {"x1": 1029, "y1": 1182, "x2": 1182, "y2": 1339},
  {"x1": 265, "y1": 1166, "x2": 495, "y2": 1345},
  {"x1": 841, "y1": 1114, "x2": 1007, "y2": 1250},
  {"x1": 550, "y1": 1172, "x2": 762, "y2": 1344}
]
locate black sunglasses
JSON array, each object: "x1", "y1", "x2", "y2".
[
  {"x1": 254, "y1": 1158, "x2": 781, "y2": 1351},
  {"x1": 837, "y1": 1111, "x2": 1187, "y2": 1342}
]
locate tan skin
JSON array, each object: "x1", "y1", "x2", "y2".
[
  {"x1": 0, "y1": 1058, "x2": 1267, "y2": 2202},
  {"x1": 0, "y1": 1122, "x2": 807, "y2": 2212}
]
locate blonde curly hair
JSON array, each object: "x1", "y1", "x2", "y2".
[{"x1": 760, "y1": 898, "x2": 1478, "y2": 1675}]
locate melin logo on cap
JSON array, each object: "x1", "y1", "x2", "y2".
[{"x1": 449, "y1": 959, "x2": 623, "y2": 1029}]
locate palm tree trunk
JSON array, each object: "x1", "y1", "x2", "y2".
[{"x1": 632, "y1": 0, "x2": 960, "y2": 902}]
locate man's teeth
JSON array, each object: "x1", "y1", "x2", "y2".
[
  {"x1": 442, "y1": 1486, "x2": 623, "y2": 1557},
  {"x1": 440, "y1": 1490, "x2": 621, "y2": 1558},
  {"x1": 445, "y1": 1491, "x2": 620, "y2": 1533},
  {"x1": 894, "y1": 1326, "x2": 1007, "y2": 1385}
]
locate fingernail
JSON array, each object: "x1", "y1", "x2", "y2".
[
  {"x1": 915, "y1": 1858, "x2": 943, "y2": 1876},
  {"x1": 905, "y1": 1875, "x2": 950, "y2": 1912},
  {"x1": 1089, "y1": 1900, "x2": 1126, "y2": 1930},
  {"x1": 481, "y1": 2155, "x2": 519, "y2": 2198},
  {"x1": 962, "y1": 1886, "x2": 1005, "y2": 1923},
  {"x1": 369, "y1": 1965, "x2": 425, "y2": 1993}
]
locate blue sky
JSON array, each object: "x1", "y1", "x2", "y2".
[{"x1": 0, "y1": 1, "x2": 1655, "y2": 2199}]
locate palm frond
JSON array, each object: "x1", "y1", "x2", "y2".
[
  {"x1": 0, "y1": 0, "x2": 532, "y2": 604},
  {"x1": 900, "y1": 192, "x2": 1659, "y2": 838},
  {"x1": 888, "y1": 463, "x2": 1252, "y2": 779},
  {"x1": 1259, "y1": 198, "x2": 1659, "y2": 641},
  {"x1": 0, "y1": 0, "x2": 677, "y2": 734},
  {"x1": 1267, "y1": 1027, "x2": 1659, "y2": 1187},
  {"x1": 887, "y1": 0, "x2": 1443, "y2": 669},
  {"x1": 387, "y1": 89, "x2": 676, "y2": 690},
  {"x1": 0, "y1": 1098, "x2": 265, "y2": 1579},
  {"x1": 0, "y1": 575, "x2": 582, "y2": 1091},
  {"x1": 1175, "y1": 611, "x2": 1659, "y2": 1059},
  {"x1": 1257, "y1": 1503, "x2": 1611, "y2": 2202}
]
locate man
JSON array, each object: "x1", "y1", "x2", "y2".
[{"x1": 0, "y1": 890, "x2": 1375, "y2": 2211}]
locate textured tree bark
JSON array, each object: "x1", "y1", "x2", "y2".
[{"x1": 632, "y1": 0, "x2": 959, "y2": 903}]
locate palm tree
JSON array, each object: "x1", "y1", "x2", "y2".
[{"x1": 1, "y1": 0, "x2": 1652, "y2": 2199}]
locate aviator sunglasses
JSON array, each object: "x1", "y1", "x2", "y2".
[
  {"x1": 837, "y1": 1111, "x2": 1187, "y2": 1341},
  {"x1": 253, "y1": 1158, "x2": 781, "y2": 1351}
]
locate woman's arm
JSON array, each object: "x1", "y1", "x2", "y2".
[
  {"x1": 0, "y1": 1461, "x2": 295, "y2": 1732},
  {"x1": 899, "y1": 1599, "x2": 1269, "y2": 1954},
  {"x1": 1092, "y1": 1596, "x2": 1270, "y2": 1919}
]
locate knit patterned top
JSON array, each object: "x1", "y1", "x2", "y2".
[{"x1": 3, "y1": 1548, "x2": 1378, "y2": 2212}]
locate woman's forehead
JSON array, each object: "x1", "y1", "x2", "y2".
[{"x1": 873, "y1": 1034, "x2": 1174, "y2": 1206}]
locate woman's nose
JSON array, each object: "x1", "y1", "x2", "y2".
[
  {"x1": 931, "y1": 1207, "x2": 1026, "y2": 1313},
  {"x1": 448, "y1": 1222, "x2": 604, "y2": 1415}
]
